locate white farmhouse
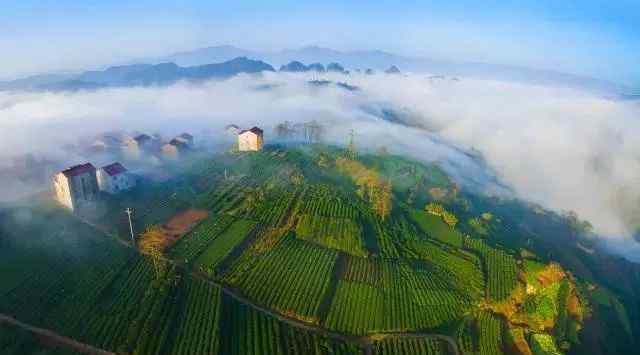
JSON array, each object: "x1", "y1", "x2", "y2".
[
  {"x1": 238, "y1": 127, "x2": 264, "y2": 151},
  {"x1": 53, "y1": 163, "x2": 100, "y2": 211},
  {"x1": 162, "y1": 139, "x2": 189, "y2": 160},
  {"x1": 123, "y1": 134, "x2": 154, "y2": 160},
  {"x1": 97, "y1": 162, "x2": 136, "y2": 194}
]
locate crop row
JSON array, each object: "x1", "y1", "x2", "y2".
[
  {"x1": 219, "y1": 293, "x2": 360, "y2": 355},
  {"x1": 409, "y1": 209, "x2": 463, "y2": 248},
  {"x1": 405, "y1": 239, "x2": 484, "y2": 298},
  {"x1": 476, "y1": 312, "x2": 504, "y2": 355},
  {"x1": 247, "y1": 188, "x2": 298, "y2": 227},
  {"x1": 372, "y1": 337, "x2": 449, "y2": 355},
  {"x1": 195, "y1": 219, "x2": 257, "y2": 276},
  {"x1": 169, "y1": 277, "x2": 222, "y2": 355},
  {"x1": 298, "y1": 185, "x2": 359, "y2": 219},
  {"x1": 296, "y1": 214, "x2": 367, "y2": 257},
  {"x1": 222, "y1": 236, "x2": 337, "y2": 321},
  {"x1": 196, "y1": 178, "x2": 248, "y2": 213},
  {"x1": 169, "y1": 214, "x2": 236, "y2": 264},
  {"x1": 326, "y1": 258, "x2": 469, "y2": 334},
  {"x1": 465, "y1": 238, "x2": 518, "y2": 301}
]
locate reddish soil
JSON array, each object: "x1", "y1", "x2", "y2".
[{"x1": 161, "y1": 208, "x2": 209, "y2": 244}]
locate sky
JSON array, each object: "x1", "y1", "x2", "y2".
[{"x1": 1, "y1": 1, "x2": 639, "y2": 88}]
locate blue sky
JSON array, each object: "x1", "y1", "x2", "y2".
[{"x1": 1, "y1": 1, "x2": 638, "y2": 87}]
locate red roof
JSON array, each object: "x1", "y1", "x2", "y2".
[
  {"x1": 62, "y1": 163, "x2": 95, "y2": 177},
  {"x1": 239, "y1": 126, "x2": 263, "y2": 136},
  {"x1": 101, "y1": 162, "x2": 127, "y2": 176}
]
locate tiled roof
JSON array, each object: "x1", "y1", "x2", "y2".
[
  {"x1": 101, "y1": 162, "x2": 127, "y2": 176},
  {"x1": 239, "y1": 126, "x2": 263, "y2": 135},
  {"x1": 62, "y1": 163, "x2": 95, "y2": 177}
]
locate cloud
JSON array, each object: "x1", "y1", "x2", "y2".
[
  {"x1": 1, "y1": 72, "x2": 639, "y2": 260},
  {"x1": 352, "y1": 75, "x2": 640, "y2": 239}
]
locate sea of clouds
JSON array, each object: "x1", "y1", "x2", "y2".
[{"x1": 1, "y1": 72, "x2": 638, "y2": 259}]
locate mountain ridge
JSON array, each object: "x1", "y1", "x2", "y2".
[
  {"x1": 0, "y1": 57, "x2": 275, "y2": 91},
  {"x1": 0, "y1": 45, "x2": 631, "y2": 95},
  {"x1": 157, "y1": 45, "x2": 628, "y2": 95}
]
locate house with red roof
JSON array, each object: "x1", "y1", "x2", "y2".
[
  {"x1": 52, "y1": 163, "x2": 99, "y2": 211},
  {"x1": 97, "y1": 162, "x2": 136, "y2": 194}
]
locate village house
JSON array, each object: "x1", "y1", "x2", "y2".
[
  {"x1": 162, "y1": 138, "x2": 189, "y2": 160},
  {"x1": 238, "y1": 126, "x2": 264, "y2": 151},
  {"x1": 97, "y1": 162, "x2": 136, "y2": 194},
  {"x1": 52, "y1": 163, "x2": 100, "y2": 212},
  {"x1": 123, "y1": 133, "x2": 158, "y2": 159},
  {"x1": 174, "y1": 133, "x2": 194, "y2": 148},
  {"x1": 90, "y1": 132, "x2": 127, "y2": 154}
]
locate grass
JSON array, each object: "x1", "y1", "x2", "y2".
[
  {"x1": 408, "y1": 209, "x2": 464, "y2": 248},
  {"x1": 194, "y1": 218, "x2": 257, "y2": 276}
]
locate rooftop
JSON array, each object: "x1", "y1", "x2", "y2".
[
  {"x1": 101, "y1": 162, "x2": 127, "y2": 176},
  {"x1": 61, "y1": 163, "x2": 95, "y2": 177},
  {"x1": 239, "y1": 126, "x2": 263, "y2": 136}
]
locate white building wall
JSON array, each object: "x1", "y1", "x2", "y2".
[
  {"x1": 97, "y1": 170, "x2": 135, "y2": 194},
  {"x1": 53, "y1": 173, "x2": 74, "y2": 210},
  {"x1": 238, "y1": 132, "x2": 262, "y2": 151}
]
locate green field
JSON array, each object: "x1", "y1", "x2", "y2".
[
  {"x1": 0, "y1": 323, "x2": 80, "y2": 355},
  {"x1": 372, "y1": 337, "x2": 450, "y2": 355},
  {"x1": 195, "y1": 218, "x2": 257, "y2": 276},
  {"x1": 0, "y1": 144, "x2": 633, "y2": 355},
  {"x1": 223, "y1": 235, "x2": 338, "y2": 322}
]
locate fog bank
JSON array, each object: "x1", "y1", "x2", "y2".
[{"x1": 1, "y1": 72, "x2": 639, "y2": 259}]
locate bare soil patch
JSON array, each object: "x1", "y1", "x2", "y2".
[{"x1": 162, "y1": 208, "x2": 209, "y2": 244}]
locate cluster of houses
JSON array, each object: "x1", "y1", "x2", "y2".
[
  {"x1": 120, "y1": 132, "x2": 194, "y2": 161},
  {"x1": 53, "y1": 162, "x2": 135, "y2": 211},
  {"x1": 52, "y1": 126, "x2": 264, "y2": 212}
]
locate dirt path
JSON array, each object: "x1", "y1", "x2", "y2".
[{"x1": 0, "y1": 314, "x2": 116, "y2": 355}]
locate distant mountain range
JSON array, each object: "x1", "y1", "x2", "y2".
[
  {"x1": 0, "y1": 45, "x2": 631, "y2": 95},
  {"x1": 0, "y1": 57, "x2": 274, "y2": 91},
  {"x1": 155, "y1": 45, "x2": 627, "y2": 94}
]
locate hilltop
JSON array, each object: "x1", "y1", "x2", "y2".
[{"x1": 0, "y1": 144, "x2": 638, "y2": 355}]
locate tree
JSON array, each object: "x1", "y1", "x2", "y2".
[
  {"x1": 317, "y1": 153, "x2": 330, "y2": 168},
  {"x1": 290, "y1": 168, "x2": 304, "y2": 186},
  {"x1": 336, "y1": 156, "x2": 392, "y2": 219},
  {"x1": 425, "y1": 202, "x2": 445, "y2": 216},
  {"x1": 376, "y1": 181, "x2": 393, "y2": 220},
  {"x1": 442, "y1": 211, "x2": 458, "y2": 227},
  {"x1": 138, "y1": 226, "x2": 169, "y2": 278}
]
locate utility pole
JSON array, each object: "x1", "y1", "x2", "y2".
[
  {"x1": 125, "y1": 208, "x2": 135, "y2": 245},
  {"x1": 347, "y1": 129, "x2": 356, "y2": 160}
]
